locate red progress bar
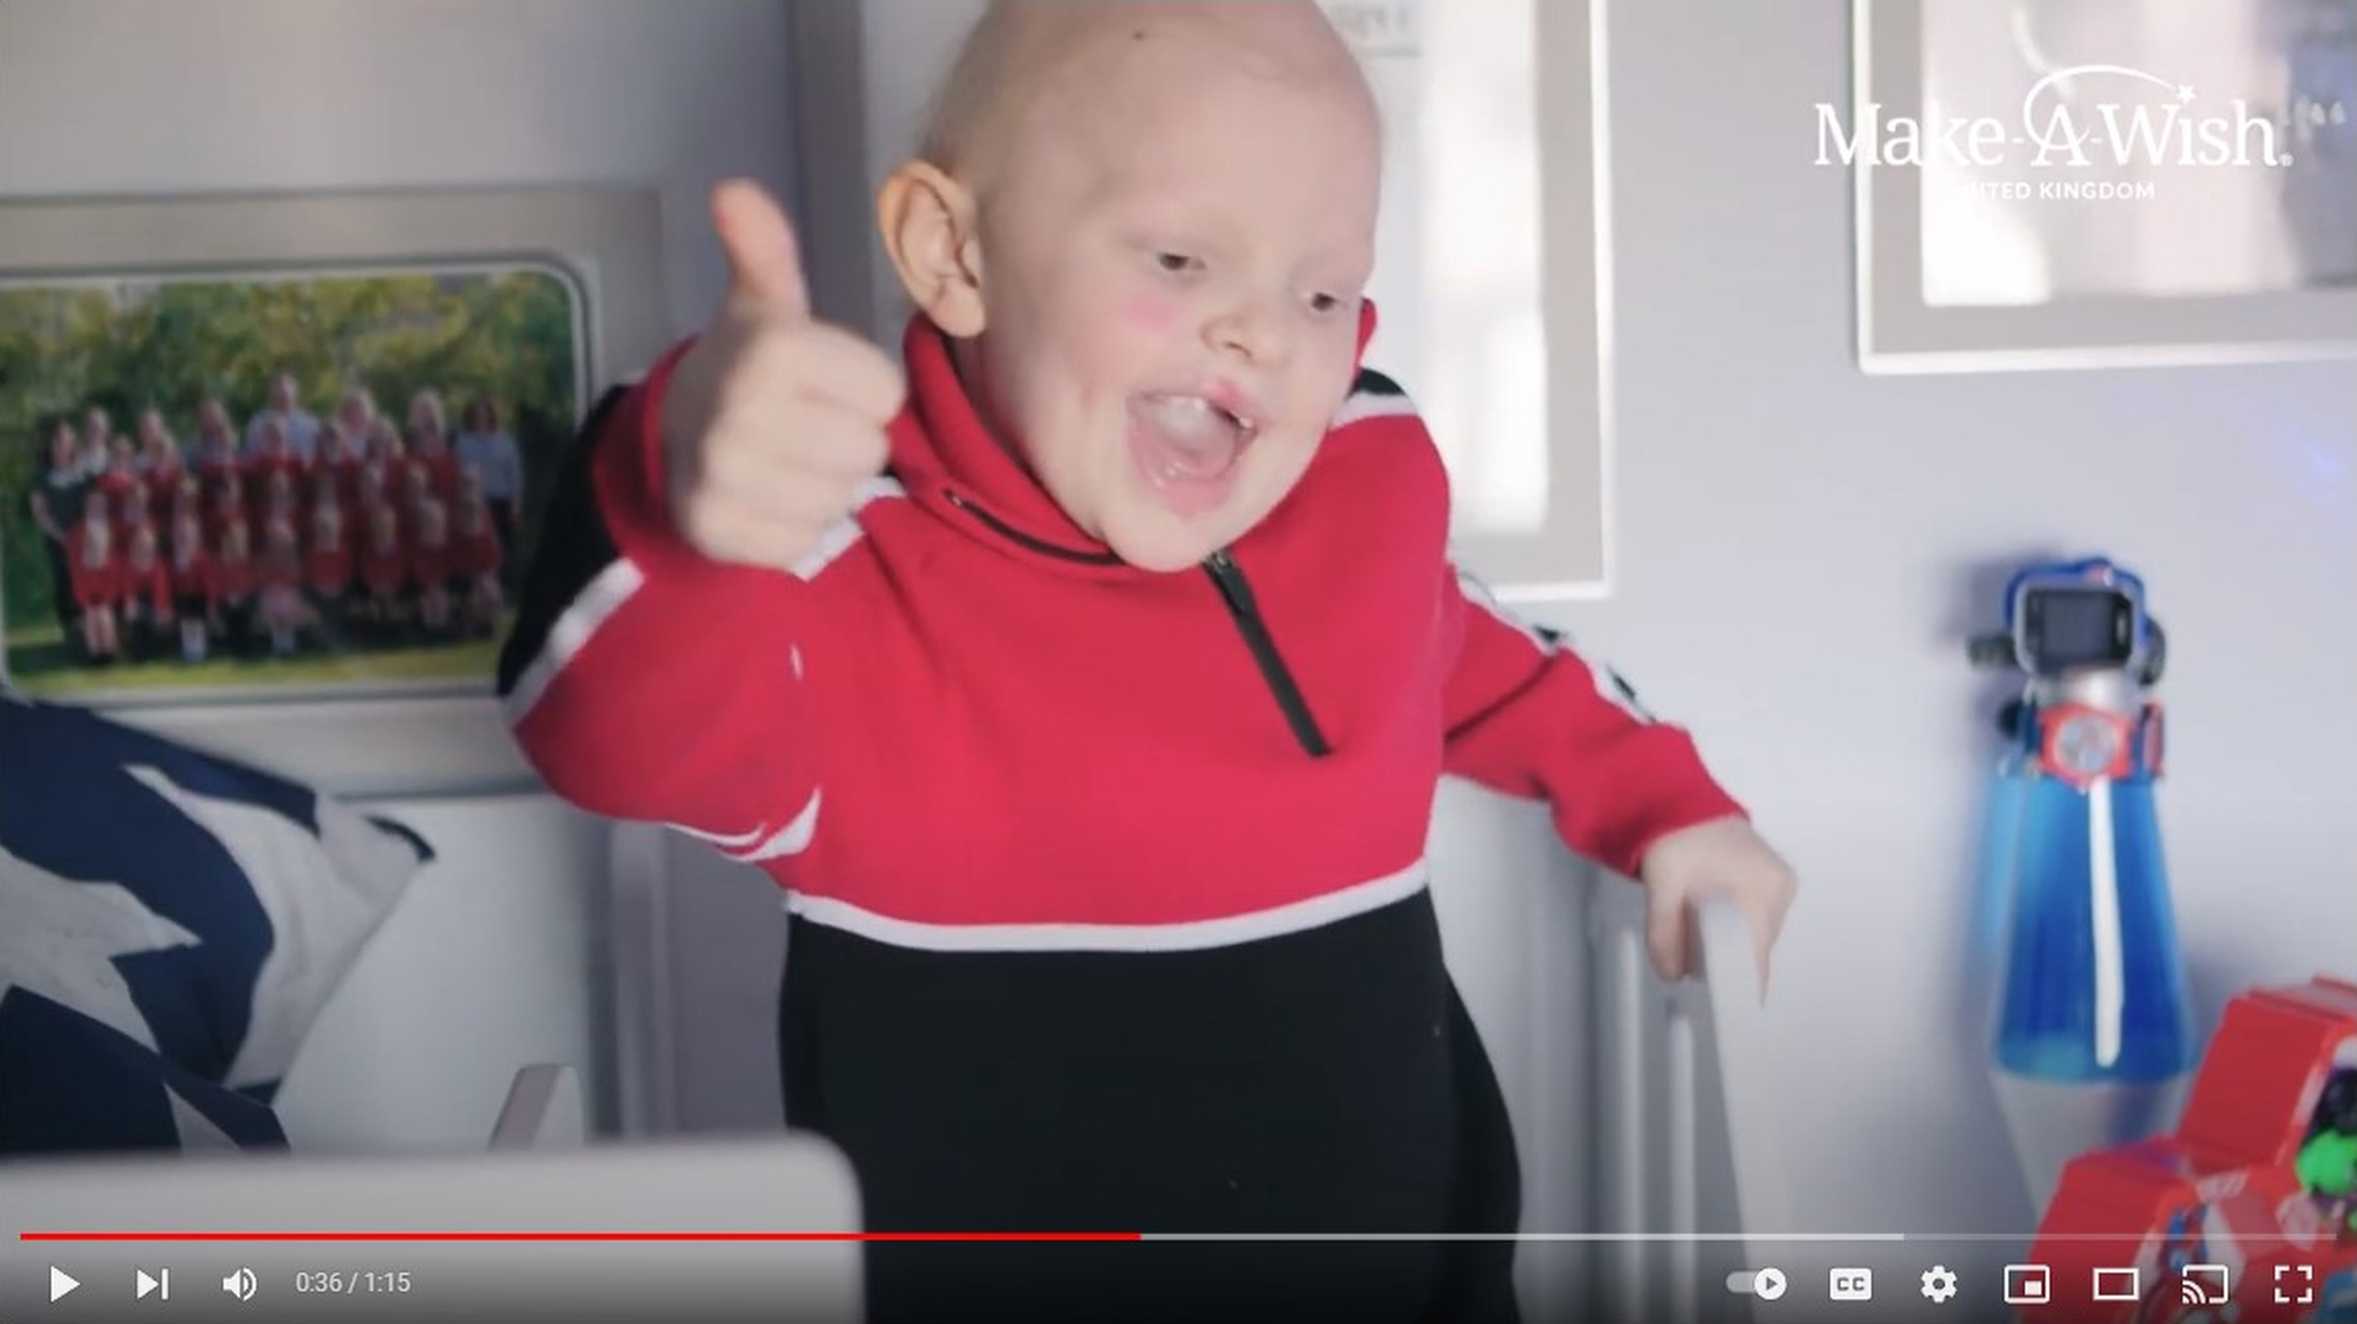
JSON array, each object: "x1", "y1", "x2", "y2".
[{"x1": 20, "y1": 1231, "x2": 1140, "y2": 1243}]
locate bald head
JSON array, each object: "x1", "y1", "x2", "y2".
[{"x1": 920, "y1": 1, "x2": 1376, "y2": 188}]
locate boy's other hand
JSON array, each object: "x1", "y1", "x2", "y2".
[
  {"x1": 1636, "y1": 816, "x2": 1797, "y2": 992},
  {"x1": 660, "y1": 178, "x2": 908, "y2": 571}
]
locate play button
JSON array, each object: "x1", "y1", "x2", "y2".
[
  {"x1": 51, "y1": 1265, "x2": 81, "y2": 1301},
  {"x1": 1753, "y1": 1267, "x2": 1789, "y2": 1301}
]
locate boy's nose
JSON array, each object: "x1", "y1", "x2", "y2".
[{"x1": 1205, "y1": 297, "x2": 1292, "y2": 369}]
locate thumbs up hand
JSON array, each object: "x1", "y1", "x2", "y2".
[{"x1": 659, "y1": 179, "x2": 908, "y2": 571}]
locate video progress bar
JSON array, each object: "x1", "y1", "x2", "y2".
[{"x1": 21, "y1": 1231, "x2": 1910, "y2": 1244}]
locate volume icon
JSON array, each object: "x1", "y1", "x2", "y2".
[{"x1": 223, "y1": 1266, "x2": 259, "y2": 1302}]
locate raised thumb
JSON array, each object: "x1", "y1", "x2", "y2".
[{"x1": 711, "y1": 178, "x2": 809, "y2": 318}]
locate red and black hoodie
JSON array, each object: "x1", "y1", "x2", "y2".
[{"x1": 497, "y1": 310, "x2": 1742, "y2": 1323}]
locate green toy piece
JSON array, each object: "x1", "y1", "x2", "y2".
[{"x1": 2301, "y1": 1128, "x2": 2357, "y2": 1234}]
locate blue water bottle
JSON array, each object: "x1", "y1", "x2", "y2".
[{"x1": 1970, "y1": 558, "x2": 2197, "y2": 1210}]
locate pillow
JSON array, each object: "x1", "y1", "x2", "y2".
[{"x1": 0, "y1": 692, "x2": 432, "y2": 1154}]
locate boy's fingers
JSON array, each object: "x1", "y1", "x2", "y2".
[
  {"x1": 1746, "y1": 900, "x2": 1776, "y2": 1000},
  {"x1": 1645, "y1": 883, "x2": 1688, "y2": 982},
  {"x1": 754, "y1": 323, "x2": 907, "y2": 426},
  {"x1": 712, "y1": 178, "x2": 810, "y2": 320}
]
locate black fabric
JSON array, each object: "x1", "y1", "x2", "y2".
[
  {"x1": 495, "y1": 385, "x2": 629, "y2": 696},
  {"x1": 777, "y1": 889, "x2": 1522, "y2": 1323},
  {"x1": 42, "y1": 536, "x2": 77, "y2": 632}
]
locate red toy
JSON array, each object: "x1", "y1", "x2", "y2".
[{"x1": 2029, "y1": 977, "x2": 2357, "y2": 1323}]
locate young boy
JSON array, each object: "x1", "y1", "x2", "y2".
[{"x1": 501, "y1": 5, "x2": 1794, "y2": 1320}]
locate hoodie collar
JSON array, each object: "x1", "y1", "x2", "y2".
[{"x1": 886, "y1": 303, "x2": 1380, "y2": 581}]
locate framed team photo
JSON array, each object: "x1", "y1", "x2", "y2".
[
  {"x1": 1, "y1": 262, "x2": 582, "y2": 701},
  {"x1": 0, "y1": 187, "x2": 670, "y2": 734}
]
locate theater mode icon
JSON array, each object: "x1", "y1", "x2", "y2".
[{"x1": 2093, "y1": 1266, "x2": 2142, "y2": 1302}]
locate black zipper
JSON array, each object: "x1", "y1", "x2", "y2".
[
  {"x1": 1204, "y1": 549, "x2": 1332, "y2": 758},
  {"x1": 944, "y1": 490, "x2": 1124, "y2": 565},
  {"x1": 943, "y1": 484, "x2": 1329, "y2": 758}
]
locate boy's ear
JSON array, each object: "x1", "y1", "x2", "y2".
[{"x1": 878, "y1": 161, "x2": 987, "y2": 338}]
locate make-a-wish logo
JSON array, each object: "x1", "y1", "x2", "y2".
[{"x1": 1815, "y1": 65, "x2": 2294, "y2": 172}]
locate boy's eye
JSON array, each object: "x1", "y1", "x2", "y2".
[
  {"x1": 1155, "y1": 252, "x2": 1200, "y2": 274},
  {"x1": 1308, "y1": 292, "x2": 1343, "y2": 315}
]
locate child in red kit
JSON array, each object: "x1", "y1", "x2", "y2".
[
  {"x1": 359, "y1": 501, "x2": 409, "y2": 636},
  {"x1": 135, "y1": 408, "x2": 184, "y2": 493},
  {"x1": 256, "y1": 515, "x2": 307, "y2": 657},
  {"x1": 410, "y1": 497, "x2": 455, "y2": 638},
  {"x1": 116, "y1": 523, "x2": 173, "y2": 660},
  {"x1": 169, "y1": 507, "x2": 215, "y2": 663},
  {"x1": 213, "y1": 519, "x2": 258, "y2": 654},
  {"x1": 70, "y1": 492, "x2": 121, "y2": 664},
  {"x1": 453, "y1": 469, "x2": 505, "y2": 637},
  {"x1": 191, "y1": 398, "x2": 241, "y2": 484},
  {"x1": 208, "y1": 475, "x2": 251, "y2": 550},
  {"x1": 317, "y1": 423, "x2": 366, "y2": 514},
  {"x1": 407, "y1": 389, "x2": 460, "y2": 506},
  {"x1": 95, "y1": 438, "x2": 147, "y2": 539},
  {"x1": 396, "y1": 462, "x2": 434, "y2": 544},
  {"x1": 307, "y1": 497, "x2": 354, "y2": 628},
  {"x1": 244, "y1": 416, "x2": 306, "y2": 511}
]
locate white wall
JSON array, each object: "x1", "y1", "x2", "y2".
[
  {"x1": 1568, "y1": 0, "x2": 2357, "y2": 1238},
  {"x1": 0, "y1": 0, "x2": 796, "y2": 340}
]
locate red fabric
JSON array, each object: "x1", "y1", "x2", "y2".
[
  {"x1": 119, "y1": 557, "x2": 171, "y2": 617},
  {"x1": 509, "y1": 311, "x2": 1743, "y2": 927},
  {"x1": 69, "y1": 524, "x2": 120, "y2": 609},
  {"x1": 321, "y1": 456, "x2": 365, "y2": 515},
  {"x1": 144, "y1": 459, "x2": 185, "y2": 499},
  {"x1": 417, "y1": 450, "x2": 460, "y2": 506},
  {"x1": 169, "y1": 545, "x2": 214, "y2": 602},
  {"x1": 243, "y1": 453, "x2": 308, "y2": 512},
  {"x1": 257, "y1": 542, "x2": 301, "y2": 591},
  {"x1": 361, "y1": 544, "x2": 408, "y2": 597},
  {"x1": 207, "y1": 499, "x2": 251, "y2": 549},
  {"x1": 454, "y1": 521, "x2": 503, "y2": 578},
  {"x1": 306, "y1": 544, "x2": 353, "y2": 595},
  {"x1": 411, "y1": 541, "x2": 452, "y2": 588},
  {"x1": 194, "y1": 448, "x2": 240, "y2": 486},
  {"x1": 212, "y1": 554, "x2": 256, "y2": 603}
]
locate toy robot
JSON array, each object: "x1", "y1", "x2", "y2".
[{"x1": 2031, "y1": 977, "x2": 2357, "y2": 1324}]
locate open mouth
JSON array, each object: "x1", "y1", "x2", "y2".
[{"x1": 1127, "y1": 392, "x2": 1259, "y2": 486}]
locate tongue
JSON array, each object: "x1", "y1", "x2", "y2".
[{"x1": 1134, "y1": 396, "x2": 1242, "y2": 480}]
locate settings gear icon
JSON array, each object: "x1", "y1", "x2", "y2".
[{"x1": 1920, "y1": 1265, "x2": 1961, "y2": 1303}]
